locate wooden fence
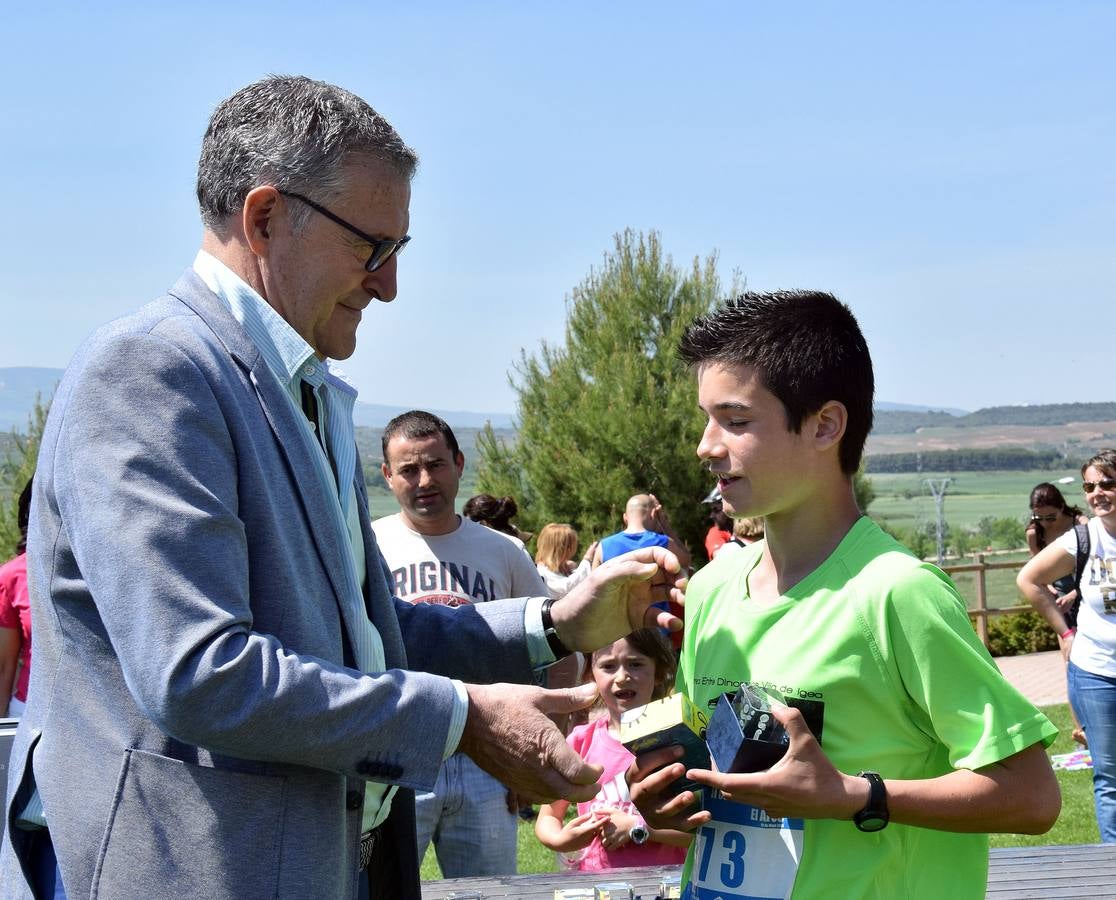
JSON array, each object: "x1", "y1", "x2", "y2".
[{"x1": 942, "y1": 553, "x2": 1030, "y2": 649}]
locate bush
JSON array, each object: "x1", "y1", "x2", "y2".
[{"x1": 986, "y1": 610, "x2": 1059, "y2": 657}]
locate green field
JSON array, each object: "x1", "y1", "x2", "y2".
[
  {"x1": 866, "y1": 468, "x2": 1085, "y2": 533},
  {"x1": 863, "y1": 467, "x2": 1090, "y2": 613}
]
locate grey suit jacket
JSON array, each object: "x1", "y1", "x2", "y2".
[{"x1": 0, "y1": 270, "x2": 534, "y2": 899}]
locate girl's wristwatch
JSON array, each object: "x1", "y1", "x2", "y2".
[{"x1": 628, "y1": 822, "x2": 650, "y2": 845}]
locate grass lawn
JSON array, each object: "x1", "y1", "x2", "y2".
[
  {"x1": 421, "y1": 702, "x2": 1100, "y2": 881},
  {"x1": 989, "y1": 701, "x2": 1100, "y2": 848},
  {"x1": 946, "y1": 549, "x2": 1031, "y2": 611},
  {"x1": 420, "y1": 811, "x2": 559, "y2": 880}
]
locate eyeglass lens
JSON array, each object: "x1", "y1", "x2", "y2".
[
  {"x1": 365, "y1": 236, "x2": 409, "y2": 273},
  {"x1": 1083, "y1": 479, "x2": 1116, "y2": 493}
]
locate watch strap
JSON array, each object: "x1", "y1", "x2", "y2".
[
  {"x1": 853, "y1": 770, "x2": 889, "y2": 832},
  {"x1": 540, "y1": 597, "x2": 572, "y2": 659}
]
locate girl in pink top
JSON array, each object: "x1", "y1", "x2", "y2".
[{"x1": 535, "y1": 629, "x2": 691, "y2": 871}]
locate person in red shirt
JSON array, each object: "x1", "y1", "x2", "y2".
[
  {"x1": 0, "y1": 480, "x2": 32, "y2": 717},
  {"x1": 704, "y1": 504, "x2": 733, "y2": 561}
]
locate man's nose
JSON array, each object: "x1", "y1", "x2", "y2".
[{"x1": 364, "y1": 254, "x2": 399, "y2": 303}]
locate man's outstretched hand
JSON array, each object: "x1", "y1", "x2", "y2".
[
  {"x1": 458, "y1": 682, "x2": 603, "y2": 804},
  {"x1": 550, "y1": 546, "x2": 686, "y2": 651}
]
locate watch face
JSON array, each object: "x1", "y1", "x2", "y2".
[
  {"x1": 629, "y1": 825, "x2": 650, "y2": 844},
  {"x1": 856, "y1": 814, "x2": 888, "y2": 833}
]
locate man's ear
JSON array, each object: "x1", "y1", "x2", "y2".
[
  {"x1": 380, "y1": 462, "x2": 392, "y2": 486},
  {"x1": 242, "y1": 185, "x2": 282, "y2": 258},
  {"x1": 454, "y1": 452, "x2": 465, "y2": 475},
  {"x1": 813, "y1": 400, "x2": 848, "y2": 454}
]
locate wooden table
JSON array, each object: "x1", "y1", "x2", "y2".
[{"x1": 421, "y1": 844, "x2": 1116, "y2": 898}]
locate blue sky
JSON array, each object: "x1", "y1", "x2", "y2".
[{"x1": 1, "y1": 2, "x2": 1112, "y2": 415}]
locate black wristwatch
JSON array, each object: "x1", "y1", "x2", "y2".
[
  {"x1": 853, "y1": 771, "x2": 889, "y2": 832},
  {"x1": 540, "y1": 597, "x2": 572, "y2": 659},
  {"x1": 628, "y1": 822, "x2": 650, "y2": 845}
]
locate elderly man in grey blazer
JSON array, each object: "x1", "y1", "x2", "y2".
[{"x1": 0, "y1": 76, "x2": 683, "y2": 900}]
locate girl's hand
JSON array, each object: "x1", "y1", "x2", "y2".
[
  {"x1": 1055, "y1": 589, "x2": 1079, "y2": 612},
  {"x1": 553, "y1": 811, "x2": 608, "y2": 852},
  {"x1": 600, "y1": 808, "x2": 640, "y2": 850}
]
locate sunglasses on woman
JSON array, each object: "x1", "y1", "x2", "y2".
[
  {"x1": 1030, "y1": 514, "x2": 1058, "y2": 523},
  {"x1": 1083, "y1": 479, "x2": 1116, "y2": 494}
]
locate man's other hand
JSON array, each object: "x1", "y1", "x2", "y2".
[
  {"x1": 458, "y1": 682, "x2": 603, "y2": 804},
  {"x1": 551, "y1": 546, "x2": 686, "y2": 651}
]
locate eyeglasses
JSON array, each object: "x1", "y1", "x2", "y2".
[
  {"x1": 1083, "y1": 479, "x2": 1116, "y2": 494},
  {"x1": 278, "y1": 190, "x2": 410, "y2": 272},
  {"x1": 1030, "y1": 514, "x2": 1058, "y2": 523}
]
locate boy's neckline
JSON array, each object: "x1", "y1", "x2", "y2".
[{"x1": 745, "y1": 515, "x2": 868, "y2": 607}]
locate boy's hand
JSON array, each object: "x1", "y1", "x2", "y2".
[
  {"x1": 686, "y1": 705, "x2": 867, "y2": 821},
  {"x1": 627, "y1": 745, "x2": 711, "y2": 832}
]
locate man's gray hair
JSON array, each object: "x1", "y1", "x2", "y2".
[{"x1": 196, "y1": 74, "x2": 418, "y2": 234}]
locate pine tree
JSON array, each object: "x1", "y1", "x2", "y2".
[
  {"x1": 477, "y1": 230, "x2": 731, "y2": 554},
  {"x1": 0, "y1": 394, "x2": 49, "y2": 557}
]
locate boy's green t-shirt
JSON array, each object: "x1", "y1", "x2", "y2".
[{"x1": 677, "y1": 516, "x2": 1056, "y2": 900}]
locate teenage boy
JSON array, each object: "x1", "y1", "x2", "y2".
[{"x1": 630, "y1": 291, "x2": 1060, "y2": 899}]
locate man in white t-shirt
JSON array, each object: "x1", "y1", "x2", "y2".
[{"x1": 374, "y1": 409, "x2": 548, "y2": 876}]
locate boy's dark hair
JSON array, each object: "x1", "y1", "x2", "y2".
[
  {"x1": 381, "y1": 410, "x2": 460, "y2": 463},
  {"x1": 678, "y1": 290, "x2": 874, "y2": 474}
]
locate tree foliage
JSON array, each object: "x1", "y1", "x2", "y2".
[
  {"x1": 476, "y1": 230, "x2": 732, "y2": 554},
  {"x1": 0, "y1": 394, "x2": 49, "y2": 557}
]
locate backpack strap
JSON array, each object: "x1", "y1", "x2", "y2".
[{"x1": 1074, "y1": 521, "x2": 1092, "y2": 595}]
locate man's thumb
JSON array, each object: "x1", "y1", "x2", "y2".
[{"x1": 546, "y1": 681, "x2": 599, "y2": 713}]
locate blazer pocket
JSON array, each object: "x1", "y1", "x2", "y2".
[{"x1": 91, "y1": 749, "x2": 287, "y2": 900}]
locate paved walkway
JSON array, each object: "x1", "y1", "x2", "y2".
[{"x1": 995, "y1": 650, "x2": 1067, "y2": 708}]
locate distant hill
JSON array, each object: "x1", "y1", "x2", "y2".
[
  {"x1": 4, "y1": 367, "x2": 1108, "y2": 449},
  {"x1": 960, "y1": 402, "x2": 1116, "y2": 428},
  {"x1": 872, "y1": 409, "x2": 964, "y2": 434},
  {"x1": 0, "y1": 367, "x2": 63, "y2": 430},
  {"x1": 0, "y1": 366, "x2": 513, "y2": 432},
  {"x1": 875, "y1": 401, "x2": 968, "y2": 416},
  {"x1": 872, "y1": 402, "x2": 1116, "y2": 436},
  {"x1": 351, "y1": 403, "x2": 512, "y2": 430}
]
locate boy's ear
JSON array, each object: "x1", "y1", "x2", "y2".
[{"x1": 813, "y1": 400, "x2": 848, "y2": 454}]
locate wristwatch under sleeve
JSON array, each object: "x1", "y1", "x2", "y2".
[
  {"x1": 853, "y1": 771, "x2": 889, "y2": 832},
  {"x1": 540, "y1": 597, "x2": 572, "y2": 659}
]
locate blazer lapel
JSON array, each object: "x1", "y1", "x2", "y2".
[
  {"x1": 248, "y1": 363, "x2": 358, "y2": 630},
  {"x1": 354, "y1": 474, "x2": 407, "y2": 669},
  {"x1": 169, "y1": 269, "x2": 365, "y2": 664}
]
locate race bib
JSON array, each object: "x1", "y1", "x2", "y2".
[{"x1": 683, "y1": 795, "x2": 803, "y2": 900}]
